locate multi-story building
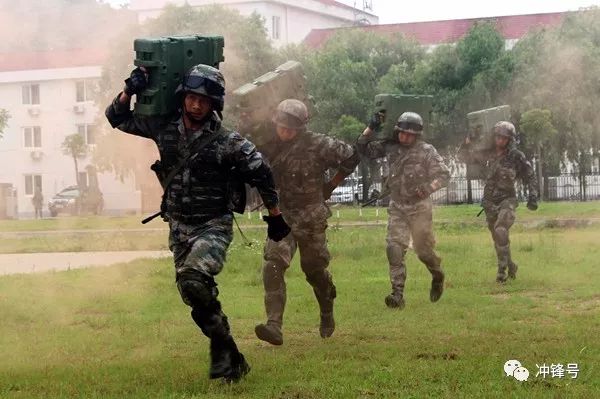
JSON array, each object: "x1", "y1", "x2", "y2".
[
  {"x1": 0, "y1": 49, "x2": 141, "y2": 218},
  {"x1": 129, "y1": 0, "x2": 378, "y2": 46}
]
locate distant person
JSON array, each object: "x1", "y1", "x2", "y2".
[
  {"x1": 357, "y1": 112, "x2": 449, "y2": 309},
  {"x1": 254, "y1": 99, "x2": 359, "y2": 345},
  {"x1": 105, "y1": 65, "x2": 290, "y2": 382},
  {"x1": 32, "y1": 185, "x2": 43, "y2": 219},
  {"x1": 459, "y1": 121, "x2": 538, "y2": 282}
]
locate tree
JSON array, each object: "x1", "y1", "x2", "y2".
[
  {"x1": 509, "y1": 9, "x2": 600, "y2": 199},
  {"x1": 0, "y1": 109, "x2": 9, "y2": 138},
  {"x1": 61, "y1": 133, "x2": 88, "y2": 189},
  {"x1": 520, "y1": 109, "x2": 558, "y2": 200}
]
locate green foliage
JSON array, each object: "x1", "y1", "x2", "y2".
[
  {"x1": 329, "y1": 115, "x2": 365, "y2": 143},
  {"x1": 520, "y1": 109, "x2": 557, "y2": 145},
  {"x1": 61, "y1": 133, "x2": 87, "y2": 159},
  {"x1": 509, "y1": 9, "x2": 600, "y2": 167},
  {"x1": 300, "y1": 30, "x2": 424, "y2": 134},
  {"x1": 0, "y1": 109, "x2": 9, "y2": 138}
]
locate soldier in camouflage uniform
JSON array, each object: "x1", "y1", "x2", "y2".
[
  {"x1": 357, "y1": 112, "x2": 450, "y2": 309},
  {"x1": 459, "y1": 121, "x2": 538, "y2": 282},
  {"x1": 254, "y1": 99, "x2": 359, "y2": 345},
  {"x1": 105, "y1": 65, "x2": 290, "y2": 382}
]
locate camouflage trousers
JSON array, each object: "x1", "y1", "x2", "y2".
[
  {"x1": 168, "y1": 214, "x2": 234, "y2": 335},
  {"x1": 386, "y1": 198, "x2": 444, "y2": 297},
  {"x1": 261, "y1": 204, "x2": 335, "y2": 328},
  {"x1": 484, "y1": 198, "x2": 518, "y2": 280}
]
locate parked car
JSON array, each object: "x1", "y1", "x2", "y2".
[{"x1": 48, "y1": 186, "x2": 104, "y2": 216}]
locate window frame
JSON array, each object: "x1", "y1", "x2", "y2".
[
  {"x1": 22, "y1": 126, "x2": 42, "y2": 149},
  {"x1": 22, "y1": 84, "x2": 40, "y2": 105},
  {"x1": 24, "y1": 174, "x2": 42, "y2": 196}
]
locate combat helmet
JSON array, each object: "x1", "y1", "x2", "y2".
[
  {"x1": 272, "y1": 99, "x2": 309, "y2": 131},
  {"x1": 394, "y1": 112, "x2": 424, "y2": 135},
  {"x1": 175, "y1": 64, "x2": 225, "y2": 111},
  {"x1": 493, "y1": 121, "x2": 517, "y2": 140}
]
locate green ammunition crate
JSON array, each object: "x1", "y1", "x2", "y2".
[
  {"x1": 465, "y1": 105, "x2": 511, "y2": 179},
  {"x1": 133, "y1": 35, "x2": 225, "y2": 116},
  {"x1": 373, "y1": 94, "x2": 434, "y2": 141},
  {"x1": 231, "y1": 60, "x2": 310, "y2": 146}
]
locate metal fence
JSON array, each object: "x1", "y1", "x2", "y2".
[{"x1": 329, "y1": 173, "x2": 600, "y2": 205}]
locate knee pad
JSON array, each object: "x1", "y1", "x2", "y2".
[
  {"x1": 177, "y1": 276, "x2": 217, "y2": 308},
  {"x1": 386, "y1": 242, "x2": 407, "y2": 266},
  {"x1": 305, "y1": 270, "x2": 334, "y2": 294},
  {"x1": 494, "y1": 226, "x2": 509, "y2": 246},
  {"x1": 417, "y1": 253, "x2": 441, "y2": 269}
]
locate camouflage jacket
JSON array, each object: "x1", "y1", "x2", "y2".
[
  {"x1": 259, "y1": 131, "x2": 359, "y2": 212},
  {"x1": 459, "y1": 143, "x2": 537, "y2": 206},
  {"x1": 105, "y1": 94, "x2": 279, "y2": 224},
  {"x1": 357, "y1": 136, "x2": 450, "y2": 203}
]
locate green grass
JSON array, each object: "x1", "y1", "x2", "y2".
[
  {"x1": 1, "y1": 226, "x2": 598, "y2": 398},
  {"x1": 1, "y1": 201, "x2": 599, "y2": 232}
]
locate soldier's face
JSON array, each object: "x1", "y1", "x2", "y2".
[
  {"x1": 495, "y1": 135, "x2": 510, "y2": 149},
  {"x1": 398, "y1": 130, "x2": 417, "y2": 146},
  {"x1": 276, "y1": 125, "x2": 298, "y2": 142},
  {"x1": 184, "y1": 93, "x2": 212, "y2": 121}
]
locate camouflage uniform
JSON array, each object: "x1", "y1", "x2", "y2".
[
  {"x1": 357, "y1": 135, "x2": 450, "y2": 305},
  {"x1": 459, "y1": 141, "x2": 537, "y2": 281},
  {"x1": 105, "y1": 82, "x2": 279, "y2": 379},
  {"x1": 257, "y1": 131, "x2": 359, "y2": 340}
]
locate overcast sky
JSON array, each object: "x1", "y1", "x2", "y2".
[{"x1": 107, "y1": 0, "x2": 600, "y2": 24}]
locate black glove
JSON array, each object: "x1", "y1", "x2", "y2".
[
  {"x1": 262, "y1": 214, "x2": 291, "y2": 242},
  {"x1": 124, "y1": 67, "x2": 148, "y2": 96},
  {"x1": 527, "y1": 197, "x2": 538, "y2": 211},
  {"x1": 368, "y1": 112, "x2": 384, "y2": 131},
  {"x1": 323, "y1": 181, "x2": 336, "y2": 201}
]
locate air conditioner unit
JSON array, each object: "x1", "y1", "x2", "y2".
[
  {"x1": 30, "y1": 150, "x2": 43, "y2": 160},
  {"x1": 28, "y1": 107, "x2": 40, "y2": 116},
  {"x1": 73, "y1": 104, "x2": 85, "y2": 114}
]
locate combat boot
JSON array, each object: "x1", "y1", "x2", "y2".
[
  {"x1": 209, "y1": 335, "x2": 249, "y2": 382},
  {"x1": 223, "y1": 352, "x2": 250, "y2": 383},
  {"x1": 385, "y1": 293, "x2": 405, "y2": 309},
  {"x1": 430, "y1": 272, "x2": 445, "y2": 303},
  {"x1": 320, "y1": 312, "x2": 335, "y2": 338},
  {"x1": 508, "y1": 262, "x2": 518, "y2": 280},
  {"x1": 255, "y1": 289, "x2": 285, "y2": 345}
]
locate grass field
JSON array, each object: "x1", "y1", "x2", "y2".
[
  {"x1": 1, "y1": 224, "x2": 598, "y2": 398},
  {"x1": 1, "y1": 201, "x2": 599, "y2": 232}
]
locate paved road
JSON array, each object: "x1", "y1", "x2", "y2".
[{"x1": 0, "y1": 250, "x2": 171, "y2": 276}]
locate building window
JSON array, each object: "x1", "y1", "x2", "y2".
[
  {"x1": 25, "y1": 174, "x2": 42, "y2": 196},
  {"x1": 23, "y1": 126, "x2": 42, "y2": 148},
  {"x1": 77, "y1": 124, "x2": 96, "y2": 145},
  {"x1": 22, "y1": 84, "x2": 40, "y2": 105},
  {"x1": 76, "y1": 80, "x2": 94, "y2": 102},
  {"x1": 272, "y1": 16, "x2": 281, "y2": 40}
]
